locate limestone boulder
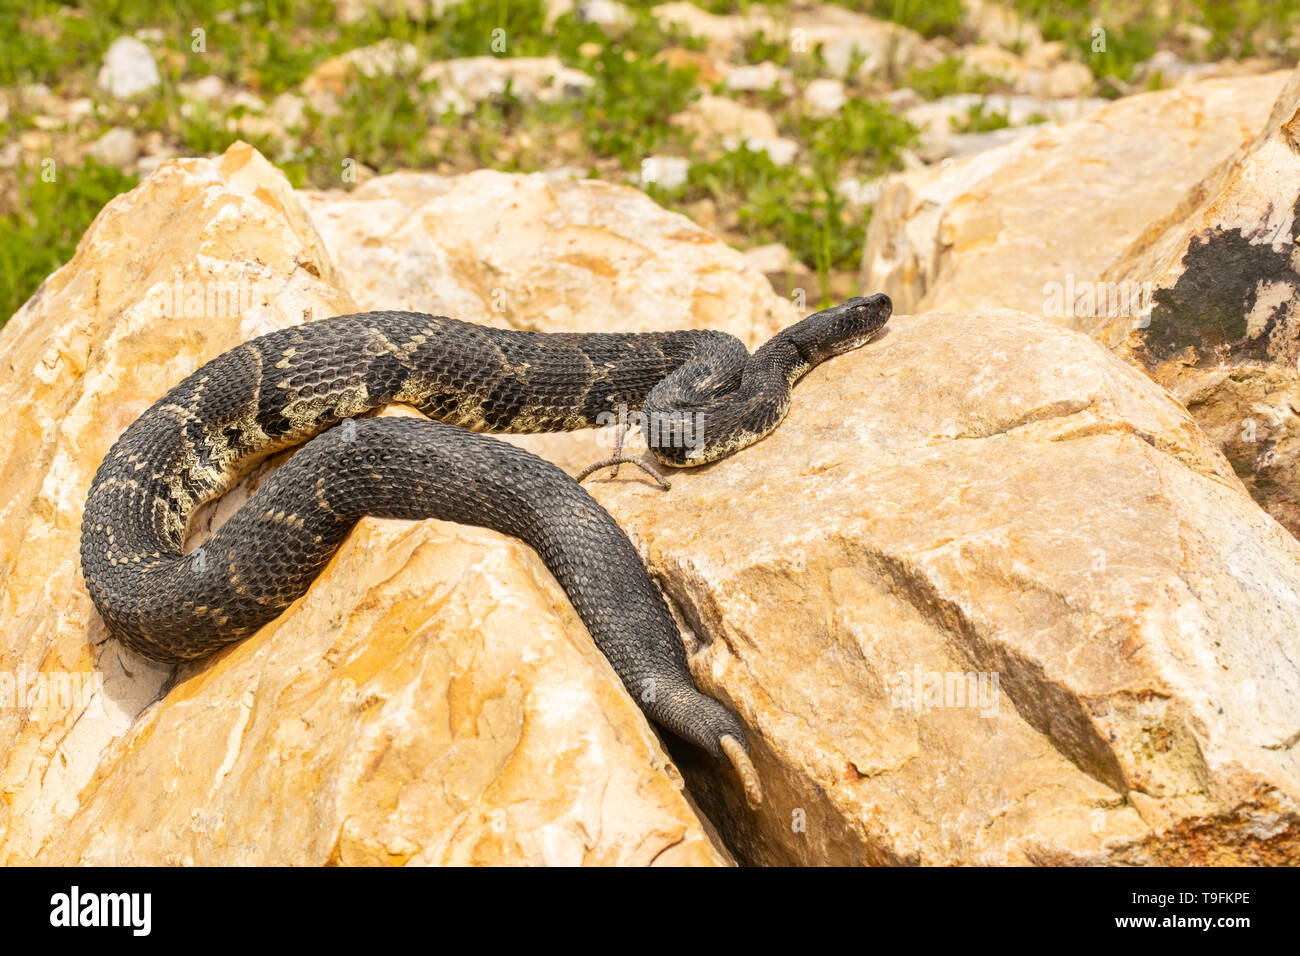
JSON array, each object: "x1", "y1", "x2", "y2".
[
  {"x1": 97, "y1": 36, "x2": 160, "y2": 100},
  {"x1": 416, "y1": 57, "x2": 595, "y2": 116},
  {"x1": 297, "y1": 170, "x2": 791, "y2": 339},
  {"x1": 38, "y1": 513, "x2": 726, "y2": 866},
  {"x1": 859, "y1": 72, "x2": 1291, "y2": 317},
  {"x1": 1093, "y1": 69, "x2": 1300, "y2": 539},
  {"x1": 301, "y1": 40, "x2": 419, "y2": 97},
  {"x1": 670, "y1": 94, "x2": 781, "y2": 151},
  {"x1": 591, "y1": 309, "x2": 1300, "y2": 865},
  {"x1": 0, "y1": 142, "x2": 729, "y2": 866}
]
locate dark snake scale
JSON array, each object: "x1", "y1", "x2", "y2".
[{"x1": 80, "y1": 294, "x2": 892, "y2": 805}]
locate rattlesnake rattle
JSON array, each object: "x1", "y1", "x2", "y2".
[{"x1": 80, "y1": 293, "x2": 892, "y2": 809}]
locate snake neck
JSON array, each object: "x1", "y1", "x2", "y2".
[
  {"x1": 641, "y1": 345, "x2": 800, "y2": 467},
  {"x1": 639, "y1": 299, "x2": 890, "y2": 468}
]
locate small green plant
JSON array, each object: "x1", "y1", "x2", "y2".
[
  {"x1": 570, "y1": 47, "x2": 699, "y2": 170},
  {"x1": 666, "y1": 97, "x2": 916, "y2": 302},
  {"x1": 904, "y1": 56, "x2": 995, "y2": 99},
  {"x1": 1192, "y1": 0, "x2": 1300, "y2": 59},
  {"x1": 741, "y1": 29, "x2": 795, "y2": 69},
  {"x1": 686, "y1": 0, "x2": 790, "y2": 13},
  {"x1": 315, "y1": 70, "x2": 435, "y2": 174},
  {"x1": 858, "y1": 0, "x2": 966, "y2": 40},
  {"x1": 951, "y1": 101, "x2": 1011, "y2": 133},
  {"x1": 796, "y1": 96, "x2": 918, "y2": 180},
  {"x1": 1012, "y1": 0, "x2": 1158, "y2": 89},
  {"x1": 679, "y1": 146, "x2": 860, "y2": 298}
]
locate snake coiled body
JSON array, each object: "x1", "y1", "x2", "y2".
[{"x1": 80, "y1": 295, "x2": 891, "y2": 800}]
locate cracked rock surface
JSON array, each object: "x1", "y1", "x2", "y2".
[{"x1": 592, "y1": 309, "x2": 1300, "y2": 864}]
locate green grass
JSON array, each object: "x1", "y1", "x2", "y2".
[
  {"x1": 659, "y1": 97, "x2": 916, "y2": 303},
  {"x1": 855, "y1": 0, "x2": 966, "y2": 40},
  {"x1": 793, "y1": 96, "x2": 917, "y2": 178},
  {"x1": 302, "y1": 68, "x2": 439, "y2": 180},
  {"x1": 904, "y1": 55, "x2": 996, "y2": 99},
  {"x1": 1016, "y1": 0, "x2": 1160, "y2": 90},
  {"x1": 270, "y1": 28, "x2": 704, "y2": 182},
  {"x1": 0, "y1": 0, "x2": 925, "y2": 319},
  {"x1": 569, "y1": 46, "x2": 700, "y2": 171},
  {"x1": 1006, "y1": 0, "x2": 1300, "y2": 94},
  {"x1": 1192, "y1": 0, "x2": 1300, "y2": 58},
  {"x1": 241, "y1": 2, "x2": 703, "y2": 180},
  {"x1": 683, "y1": 0, "x2": 789, "y2": 12},
  {"x1": 0, "y1": 0, "x2": 617, "y2": 95},
  {"x1": 1, "y1": 158, "x2": 138, "y2": 323},
  {"x1": 676, "y1": 147, "x2": 858, "y2": 295},
  {"x1": 740, "y1": 28, "x2": 796, "y2": 70},
  {"x1": 7, "y1": 0, "x2": 1298, "y2": 326}
]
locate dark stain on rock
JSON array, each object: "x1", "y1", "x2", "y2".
[{"x1": 1136, "y1": 194, "x2": 1299, "y2": 369}]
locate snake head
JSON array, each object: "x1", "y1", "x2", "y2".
[{"x1": 795, "y1": 293, "x2": 893, "y2": 364}]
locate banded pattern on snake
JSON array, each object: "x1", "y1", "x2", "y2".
[{"x1": 79, "y1": 294, "x2": 892, "y2": 805}]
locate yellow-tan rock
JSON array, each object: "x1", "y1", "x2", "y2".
[
  {"x1": 859, "y1": 72, "x2": 1291, "y2": 317},
  {"x1": 296, "y1": 169, "x2": 791, "y2": 338},
  {"x1": 38, "y1": 515, "x2": 725, "y2": 866},
  {"x1": 591, "y1": 310, "x2": 1300, "y2": 865},
  {"x1": 860, "y1": 62, "x2": 1300, "y2": 542},
  {"x1": 1090, "y1": 69, "x2": 1300, "y2": 539},
  {"x1": 0, "y1": 142, "x2": 729, "y2": 866}
]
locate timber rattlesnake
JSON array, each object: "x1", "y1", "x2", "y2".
[{"x1": 80, "y1": 294, "x2": 892, "y2": 806}]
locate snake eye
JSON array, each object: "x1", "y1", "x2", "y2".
[{"x1": 853, "y1": 293, "x2": 892, "y2": 321}]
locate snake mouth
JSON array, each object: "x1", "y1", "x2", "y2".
[
  {"x1": 841, "y1": 332, "x2": 881, "y2": 354},
  {"x1": 839, "y1": 320, "x2": 890, "y2": 351}
]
